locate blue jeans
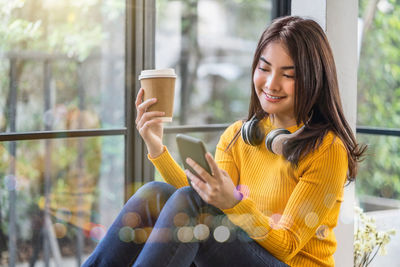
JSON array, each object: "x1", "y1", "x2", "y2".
[{"x1": 82, "y1": 181, "x2": 289, "y2": 267}]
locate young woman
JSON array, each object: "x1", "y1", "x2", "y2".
[{"x1": 83, "y1": 16, "x2": 365, "y2": 267}]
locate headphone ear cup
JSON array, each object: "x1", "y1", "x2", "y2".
[
  {"x1": 240, "y1": 119, "x2": 254, "y2": 145},
  {"x1": 251, "y1": 121, "x2": 264, "y2": 145},
  {"x1": 241, "y1": 118, "x2": 263, "y2": 146},
  {"x1": 248, "y1": 118, "x2": 264, "y2": 145},
  {"x1": 241, "y1": 120, "x2": 251, "y2": 145},
  {"x1": 265, "y1": 128, "x2": 291, "y2": 154}
]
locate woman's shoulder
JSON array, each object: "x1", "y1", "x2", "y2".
[
  {"x1": 321, "y1": 131, "x2": 346, "y2": 149},
  {"x1": 222, "y1": 120, "x2": 243, "y2": 136},
  {"x1": 218, "y1": 120, "x2": 243, "y2": 145},
  {"x1": 308, "y1": 131, "x2": 347, "y2": 160}
]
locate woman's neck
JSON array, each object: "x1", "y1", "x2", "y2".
[{"x1": 270, "y1": 114, "x2": 297, "y2": 129}]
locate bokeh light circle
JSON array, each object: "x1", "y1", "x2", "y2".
[
  {"x1": 119, "y1": 226, "x2": 134, "y2": 242},
  {"x1": 133, "y1": 228, "x2": 148, "y2": 244},
  {"x1": 90, "y1": 225, "x2": 107, "y2": 242},
  {"x1": 123, "y1": 212, "x2": 141, "y2": 228},
  {"x1": 213, "y1": 226, "x2": 230, "y2": 243},
  {"x1": 305, "y1": 212, "x2": 319, "y2": 228},
  {"x1": 236, "y1": 184, "x2": 250, "y2": 200},
  {"x1": 270, "y1": 213, "x2": 282, "y2": 229},
  {"x1": 177, "y1": 226, "x2": 194, "y2": 243},
  {"x1": 174, "y1": 212, "x2": 190, "y2": 227},
  {"x1": 193, "y1": 224, "x2": 210, "y2": 241}
]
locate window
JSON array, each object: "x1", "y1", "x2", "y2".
[
  {"x1": 356, "y1": 0, "x2": 400, "y2": 263},
  {"x1": 0, "y1": 0, "x2": 125, "y2": 265}
]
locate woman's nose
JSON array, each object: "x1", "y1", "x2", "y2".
[{"x1": 266, "y1": 73, "x2": 279, "y2": 91}]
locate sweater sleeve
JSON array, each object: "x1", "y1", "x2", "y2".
[
  {"x1": 221, "y1": 141, "x2": 348, "y2": 262},
  {"x1": 148, "y1": 146, "x2": 189, "y2": 188}
]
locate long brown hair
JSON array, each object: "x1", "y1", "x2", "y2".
[{"x1": 233, "y1": 16, "x2": 366, "y2": 181}]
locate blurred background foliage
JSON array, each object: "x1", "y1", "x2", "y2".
[
  {"x1": 0, "y1": 0, "x2": 125, "y2": 264},
  {"x1": 357, "y1": 0, "x2": 400, "y2": 201},
  {"x1": 156, "y1": 0, "x2": 271, "y2": 125}
]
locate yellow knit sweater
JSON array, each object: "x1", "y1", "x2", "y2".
[{"x1": 149, "y1": 117, "x2": 348, "y2": 267}]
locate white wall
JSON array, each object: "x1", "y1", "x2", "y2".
[{"x1": 291, "y1": 1, "x2": 358, "y2": 266}]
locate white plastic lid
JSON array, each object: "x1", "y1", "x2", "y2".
[{"x1": 138, "y1": 68, "x2": 177, "y2": 80}]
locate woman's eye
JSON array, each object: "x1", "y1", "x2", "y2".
[
  {"x1": 283, "y1": 74, "x2": 294, "y2": 78},
  {"x1": 258, "y1": 67, "x2": 269, "y2": 72}
]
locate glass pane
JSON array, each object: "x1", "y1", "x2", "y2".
[
  {"x1": 155, "y1": 0, "x2": 272, "y2": 125},
  {"x1": 155, "y1": 130, "x2": 226, "y2": 181},
  {"x1": 355, "y1": 133, "x2": 400, "y2": 266},
  {"x1": 0, "y1": 0, "x2": 125, "y2": 132},
  {"x1": 0, "y1": 135, "x2": 124, "y2": 266},
  {"x1": 357, "y1": 1, "x2": 400, "y2": 263},
  {"x1": 355, "y1": 0, "x2": 400, "y2": 266},
  {"x1": 356, "y1": 134, "x2": 400, "y2": 202},
  {"x1": 357, "y1": 0, "x2": 400, "y2": 128}
]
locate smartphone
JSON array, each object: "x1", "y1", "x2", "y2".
[{"x1": 176, "y1": 134, "x2": 212, "y2": 186}]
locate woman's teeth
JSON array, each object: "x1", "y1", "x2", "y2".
[{"x1": 267, "y1": 93, "x2": 284, "y2": 99}]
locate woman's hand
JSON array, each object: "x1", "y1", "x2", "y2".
[
  {"x1": 135, "y1": 88, "x2": 165, "y2": 158},
  {"x1": 185, "y1": 153, "x2": 242, "y2": 210}
]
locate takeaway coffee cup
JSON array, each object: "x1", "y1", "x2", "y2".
[{"x1": 138, "y1": 68, "x2": 177, "y2": 122}]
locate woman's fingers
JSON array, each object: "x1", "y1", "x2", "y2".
[
  {"x1": 135, "y1": 88, "x2": 144, "y2": 108},
  {"x1": 138, "y1": 98, "x2": 157, "y2": 112},
  {"x1": 135, "y1": 98, "x2": 156, "y2": 123},
  {"x1": 186, "y1": 170, "x2": 206, "y2": 188},
  {"x1": 185, "y1": 170, "x2": 210, "y2": 202},
  {"x1": 136, "y1": 111, "x2": 165, "y2": 130},
  {"x1": 185, "y1": 157, "x2": 214, "y2": 184},
  {"x1": 138, "y1": 118, "x2": 164, "y2": 134},
  {"x1": 135, "y1": 87, "x2": 162, "y2": 125},
  {"x1": 135, "y1": 89, "x2": 145, "y2": 123},
  {"x1": 204, "y1": 153, "x2": 221, "y2": 179}
]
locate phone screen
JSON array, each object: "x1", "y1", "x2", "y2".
[{"x1": 176, "y1": 134, "x2": 212, "y2": 185}]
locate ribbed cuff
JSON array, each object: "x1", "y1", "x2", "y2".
[
  {"x1": 147, "y1": 145, "x2": 167, "y2": 161},
  {"x1": 148, "y1": 146, "x2": 189, "y2": 188}
]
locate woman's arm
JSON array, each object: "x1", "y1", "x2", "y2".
[
  {"x1": 149, "y1": 121, "x2": 241, "y2": 189},
  {"x1": 135, "y1": 88, "x2": 188, "y2": 188}
]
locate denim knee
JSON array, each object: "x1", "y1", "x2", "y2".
[
  {"x1": 167, "y1": 186, "x2": 204, "y2": 213},
  {"x1": 171, "y1": 186, "x2": 198, "y2": 200},
  {"x1": 137, "y1": 181, "x2": 176, "y2": 196},
  {"x1": 126, "y1": 181, "x2": 177, "y2": 207}
]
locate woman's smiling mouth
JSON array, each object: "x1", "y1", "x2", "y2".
[{"x1": 263, "y1": 92, "x2": 286, "y2": 102}]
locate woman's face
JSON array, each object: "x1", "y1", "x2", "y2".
[{"x1": 253, "y1": 41, "x2": 296, "y2": 127}]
